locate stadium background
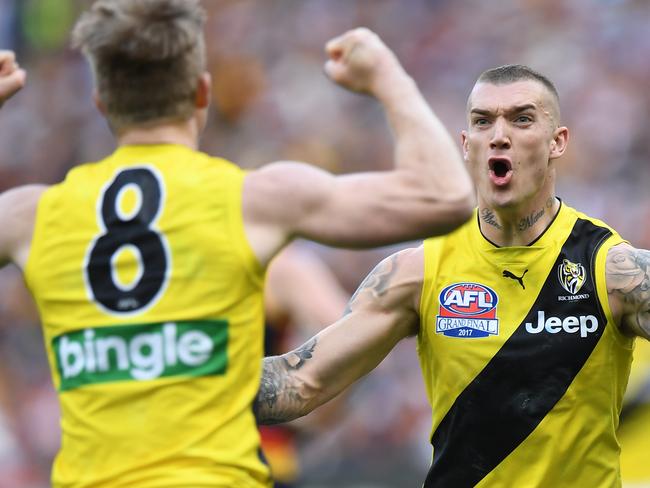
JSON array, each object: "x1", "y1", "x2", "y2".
[{"x1": 0, "y1": 0, "x2": 649, "y2": 486}]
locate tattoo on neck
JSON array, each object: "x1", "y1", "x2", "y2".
[
  {"x1": 517, "y1": 207, "x2": 545, "y2": 232},
  {"x1": 481, "y1": 208, "x2": 502, "y2": 230}
]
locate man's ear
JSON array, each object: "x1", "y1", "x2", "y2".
[
  {"x1": 196, "y1": 72, "x2": 211, "y2": 109},
  {"x1": 461, "y1": 130, "x2": 469, "y2": 162},
  {"x1": 549, "y1": 126, "x2": 569, "y2": 160}
]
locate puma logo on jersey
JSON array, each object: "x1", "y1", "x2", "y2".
[
  {"x1": 53, "y1": 320, "x2": 228, "y2": 391},
  {"x1": 525, "y1": 311, "x2": 598, "y2": 338},
  {"x1": 502, "y1": 269, "x2": 528, "y2": 289}
]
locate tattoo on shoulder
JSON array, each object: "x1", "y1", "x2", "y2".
[
  {"x1": 343, "y1": 254, "x2": 399, "y2": 315},
  {"x1": 607, "y1": 246, "x2": 650, "y2": 336}
]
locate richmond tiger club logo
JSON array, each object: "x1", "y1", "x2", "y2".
[
  {"x1": 436, "y1": 283, "x2": 499, "y2": 338},
  {"x1": 557, "y1": 259, "x2": 586, "y2": 295}
]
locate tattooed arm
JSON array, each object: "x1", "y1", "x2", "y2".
[
  {"x1": 606, "y1": 243, "x2": 650, "y2": 338},
  {"x1": 255, "y1": 247, "x2": 424, "y2": 425}
]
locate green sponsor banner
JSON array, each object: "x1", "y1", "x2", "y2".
[{"x1": 53, "y1": 320, "x2": 228, "y2": 391}]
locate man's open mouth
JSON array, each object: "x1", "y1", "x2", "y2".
[
  {"x1": 488, "y1": 157, "x2": 513, "y2": 186},
  {"x1": 489, "y1": 158, "x2": 512, "y2": 177}
]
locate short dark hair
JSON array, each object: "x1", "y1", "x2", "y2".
[
  {"x1": 72, "y1": 0, "x2": 206, "y2": 130},
  {"x1": 476, "y1": 64, "x2": 560, "y2": 104}
]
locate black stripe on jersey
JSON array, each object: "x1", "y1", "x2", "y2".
[{"x1": 424, "y1": 219, "x2": 612, "y2": 488}]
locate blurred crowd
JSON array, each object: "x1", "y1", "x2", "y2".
[{"x1": 0, "y1": 0, "x2": 649, "y2": 486}]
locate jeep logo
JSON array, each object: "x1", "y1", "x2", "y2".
[{"x1": 525, "y1": 311, "x2": 598, "y2": 338}]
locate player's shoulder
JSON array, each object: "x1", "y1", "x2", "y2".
[
  {"x1": 390, "y1": 245, "x2": 424, "y2": 268},
  {"x1": 0, "y1": 184, "x2": 49, "y2": 232},
  {"x1": 376, "y1": 246, "x2": 425, "y2": 290},
  {"x1": 566, "y1": 203, "x2": 620, "y2": 236},
  {"x1": 0, "y1": 184, "x2": 48, "y2": 214},
  {"x1": 0, "y1": 184, "x2": 49, "y2": 266}
]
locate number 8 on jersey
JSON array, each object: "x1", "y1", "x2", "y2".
[{"x1": 84, "y1": 167, "x2": 170, "y2": 315}]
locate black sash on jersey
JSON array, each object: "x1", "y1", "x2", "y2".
[{"x1": 425, "y1": 219, "x2": 612, "y2": 488}]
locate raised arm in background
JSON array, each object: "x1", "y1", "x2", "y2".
[
  {"x1": 255, "y1": 246, "x2": 424, "y2": 424},
  {"x1": 243, "y1": 29, "x2": 474, "y2": 266},
  {"x1": 0, "y1": 50, "x2": 47, "y2": 271},
  {"x1": 0, "y1": 50, "x2": 25, "y2": 107},
  {"x1": 265, "y1": 243, "x2": 349, "y2": 339}
]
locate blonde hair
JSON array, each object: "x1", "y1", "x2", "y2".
[{"x1": 72, "y1": 0, "x2": 206, "y2": 130}]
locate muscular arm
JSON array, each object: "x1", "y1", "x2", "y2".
[
  {"x1": 243, "y1": 29, "x2": 473, "y2": 266},
  {"x1": 255, "y1": 247, "x2": 423, "y2": 424},
  {"x1": 606, "y1": 243, "x2": 650, "y2": 339}
]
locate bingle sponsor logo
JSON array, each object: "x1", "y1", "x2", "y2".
[
  {"x1": 525, "y1": 311, "x2": 598, "y2": 338},
  {"x1": 53, "y1": 320, "x2": 228, "y2": 391}
]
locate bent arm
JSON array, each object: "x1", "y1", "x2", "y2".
[
  {"x1": 255, "y1": 247, "x2": 423, "y2": 424},
  {"x1": 243, "y1": 29, "x2": 473, "y2": 265},
  {"x1": 606, "y1": 243, "x2": 650, "y2": 339}
]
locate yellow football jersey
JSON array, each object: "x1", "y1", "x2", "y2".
[
  {"x1": 419, "y1": 202, "x2": 633, "y2": 487},
  {"x1": 618, "y1": 339, "x2": 650, "y2": 486},
  {"x1": 24, "y1": 144, "x2": 272, "y2": 487}
]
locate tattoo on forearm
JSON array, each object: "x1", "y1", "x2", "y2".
[
  {"x1": 343, "y1": 254, "x2": 399, "y2": 315},
  {"x1": 480, "y1": 208, "x2": 501, "y2": 230},
  {"x1": 284, "y1": 337, "x2": 316, "y2": 369},
  {"x1": 607, "y1": 247, "x2": 650, "y2": 337},
  {"x1": 254, "y1": 338, "x2": 319, "y2": 425}
]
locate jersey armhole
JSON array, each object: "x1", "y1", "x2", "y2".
[
  {"x1": 226, "y1": 169, "x2": 265, "y2": 290},
  {"x1": 23, "y1": 186, "x2": 53, "y2": 298},
  {"x1": 418, "y1": 239, "x2": 436, "y2": 343},
  {"x1": 595, "y1": 235, "x2": 634, "y2": 350}
]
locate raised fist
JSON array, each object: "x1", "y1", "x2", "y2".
[
  {"x1": 0, "y1": 51, "x2": 26, "y2": 108},
  {"x1": 324, "y1": 28, "x2": 404, "y2": 96}
]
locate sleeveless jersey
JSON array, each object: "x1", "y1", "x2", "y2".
[
  {"x1": 618, "y1": 339, "x2": 650, "y2": 484},
  {"x1": 418, "y1": 202, "x2": 633, "y2": 487},
  {"x1": 24, "y1": 144, "x2": 272, "y2": 487}
]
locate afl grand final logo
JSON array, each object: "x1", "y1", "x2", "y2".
[
  {"x1": 558, "y1": 259, "x2": 586, "y2": 295},
  {"x1": 436, "y1": 283, "x2": 499, "y2": 338}
]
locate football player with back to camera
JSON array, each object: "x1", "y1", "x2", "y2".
[
  {"x1": 256, "y1": 64, "x2": 649, "y2": 488},
  {"x1": 0, "y1": 0, "x2": 475, "y2": 487}
]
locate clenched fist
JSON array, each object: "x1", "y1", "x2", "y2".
[
  {"x1": 324, "y1": 28, "x2": 407, "y2": 97},
  {"x1": 0, "y1": 51, "x2": 26, "y2": 108}
]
